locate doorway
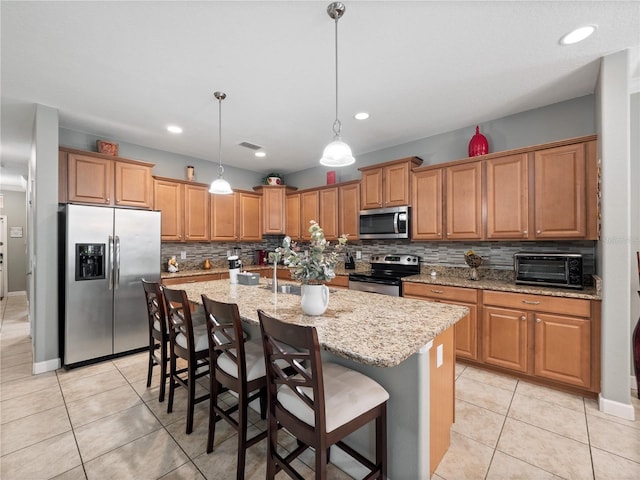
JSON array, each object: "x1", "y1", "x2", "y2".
[{"x1": 0, "y1": 215, "x2": 6, "y2": 299}]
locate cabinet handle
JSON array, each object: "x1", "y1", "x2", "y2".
[
  {"x1": 105, "y1": 198, "x2": 110, "y2": 203},
  {"x1": 523, "y1": 230, "x2": 528, "y2": 235},
  {"x1": 431, "y1": 289, "x2": 444, "y2": 294},
  {"x1": 447, "y1": 232, "x2": 451, "y2": 236},
  {"x1": 522, "y1": 300, "x2": 540, "y2": 305},
  {"x1": 520, "y1": 316, "x2": 526, "y2": 321},
  {"x1": 536, "y1": 318, "x2": 541, "y2": 323},
  {"x1": 536, "y1": 229, "x2": 541, "y2": 234}
]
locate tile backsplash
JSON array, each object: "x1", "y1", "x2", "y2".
[{"x1": 162, "y1": 238, "x2": 596, "y2": 274}]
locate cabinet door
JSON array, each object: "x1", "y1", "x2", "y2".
[
  {"x1": 211, "y1": 193, "x2": 238, "y2": 241},
  {"x1": 445, "y1": 162, "x2": 482, "y2": 240},
  {"x1": 534, "y1": 313, "x2": 591, "y2": 388},
  {"x1": 412, "y1": 169, "x2": 443, "y2": 240},
  {"x1": 184, "y1": 184, "x2": 210, "y2": 241},
  {"x1": 339, "y1": 182, "x2": 360, "y2": 239},
  {"x1": 300, "y1": 190, "x2": 320, "y2": 240},
  {"x1": 319, "y1": 187, "x2": 339, "y2": 240},
  {"x1": 384, "y1": 162, "x2": 411, "y2": 207},
  {"x1": 153, "y1": 179, "x2": 183, "y2": 242},
  {"x1": 486, "y1": 154, "x2": 529, "y2": 239},
  {"x1": 447, "y1": 302, "x2": 478, "y2": 361},
  {"x1": 68, "y1": 153, "x2": 113, "y2": 205},
  {"x1": 238, "y1": 192, "x2": 262, "y2": 241},
  {"x1": 285, "y1": 194, "x2": 301, "y2": 240},
  {"x1": 262, "y1": 186, "x2": 286, "y2": 234},
  {"x1": 115, "y1": 161, "x2": 153, "y2": 209},
  {"x1": 360, "y1": 168, "x2": 383, "y2": 209},
  {"x1": 482, "y1": 306, "x2": 528, "y2": 373},
  {"x1": 534, "y1": 144, "x2": 586, "y2": 238}
]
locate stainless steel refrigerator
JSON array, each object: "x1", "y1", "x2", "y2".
[{"x1": 59, "y1": 204, "x2": 161, "y2": 367}]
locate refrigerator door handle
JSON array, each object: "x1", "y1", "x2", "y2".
[
  {"x1": 115, "y1": 236, "x2": 121, "y2": 289},
  {"x1": 108, "y1": 235, "x2": 114, "y2": 290}
]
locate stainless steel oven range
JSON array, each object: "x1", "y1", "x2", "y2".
[{"x1": 348, "y1": 254, "x2": 420, "y2": 296}]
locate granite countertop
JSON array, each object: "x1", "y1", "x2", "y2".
[
  {"x1": 165, "y1": 278, "x2": 469, "y2": 368},
  {"x1": 403, "y1": 273, "x2": 601, "y2": 300}
]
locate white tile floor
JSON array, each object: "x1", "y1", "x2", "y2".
[{"x1": 1, "y1": 292, "x2": 639, "y2": 479}]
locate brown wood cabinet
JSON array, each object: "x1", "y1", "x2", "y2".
[
  {"x1": 61, "y1": 148, "x2": 153, "y2": 209},
  {"x1": 253, "y1": 185, "x2": 298, "y2": 235},
  {"x1": 237, "y1": 191, "x2": 262, "y2": 242},
  {"x1": 285, "y1": 193, "x2": 301, "y2": 240},
  {"x1": 429, "y1": 326, "x2": 455, "y2": 476},
  {"x1": 300, "y1": 190, "x2": 320, "y2": 240},
  {"x1": 153, "y1": 177, "x2": 209, "y2": 242},
  {"x1": 338, "y1": 181, "x2": 360, "y2": 239},
  {"x1": 485, "y1": 154, "x2": 529, "y2": 239},
  {"x1": 481, "y1": 290, "x2": 598, "y2": 391},
  {"x1": 319, "y1": 187, "x2": 339, "y2": 240},
  {"x1": 359, "y1": 157, "x2": 423, "y2": 209},
  {"x1": 533, "y1": 143, "x2": 589, "y2": 239},
  {"x1": 162, "y1": 273, "x2": 222, "y2": 285},
  {"x1": 445, "y1": 161, "x2": 482, "y2": 240},
  {"x1": 411, "y1": 169, "x2": 443, "y2": 240},
  {"x1": 210, "y1": 192, "x2": 238, "y2": 241},
  {"x1": 403, "y1": 282, "x2": 479, "y2": 361}
]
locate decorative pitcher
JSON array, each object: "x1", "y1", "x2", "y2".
[{"x1": 301, "y1": 284, "x2": 330, "y2": 316}]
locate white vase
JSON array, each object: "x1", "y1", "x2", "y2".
[{"x1": 300, "y1": 284, "x2": 329, "y2": 316}]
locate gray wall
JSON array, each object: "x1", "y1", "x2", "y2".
[
  {"x1": 597, "y1": 50, "x2": 633, "y2": 414},
  {"x1": 0, "y1": 191, "x2": 27, "y2": 292},
  {"x1": 287, "y1": 95, "x2": 596, "y2": 189},
  {"x1": 59, "y1": 128, "x2": 263, "y2": 191}
]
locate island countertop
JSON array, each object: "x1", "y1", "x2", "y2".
[{"x1": 165, "y1": 278, "x2": 469, "y2": 368}]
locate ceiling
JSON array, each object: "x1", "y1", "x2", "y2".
[{"x1": 2, "y1": 1, "x2": 639, "y2": 191}]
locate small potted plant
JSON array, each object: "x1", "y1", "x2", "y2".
[
  {"x1": 277, "y1": 221, "x2": 347, "y2": 315},
  {"x1": 262, "y1": 173, "x2": 284, "y2": 185}
]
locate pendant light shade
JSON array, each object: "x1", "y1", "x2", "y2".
[
  {"x1": 320, "y1": 2, "x2": 355, "y2": 167},
  {"x1": 210, "y1": 91, "x2": 233, "y2": 195}
]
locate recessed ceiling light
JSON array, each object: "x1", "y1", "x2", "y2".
[
  {"x1": 354, "y1": 112, "x2": 370, "y2": 120},
  {"x1": 255, "y1": 151, "x2": 266, "y2": 158},
  {"x1": 560, "y1": 25, "x2": 597, "y2": 45},
  {"x1": 167, "y1": 125, "x2": 183, "y2": 134}
]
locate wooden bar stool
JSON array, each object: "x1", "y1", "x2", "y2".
[
  {"x1": 141, "y1": 279, "x2": 170, "y2": 402},
  {"x1": 201, "y1": 295, "x2": 268, "y2": 480},
  {"x1": 164, "y1": 287, "x2": 210, "y2": 434},
  {"x1": 257, "y1": 309, "x2": 389, "y2": 480}
]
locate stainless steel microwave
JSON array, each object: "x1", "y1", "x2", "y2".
[
  {"x1": 514, "y1": 253, "x2": 583, "y2": 289},
  {"x1": 359, "y1": 206, "x2": 410, "y2": 239}
]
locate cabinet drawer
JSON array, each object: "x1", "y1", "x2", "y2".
[
  {"x1": 482, "y1": 290, "x2": 590, "y2": 317},
  {"x1": 403, "y1": 282, "x2": 477, "y2": 303},
  {"x1": 328, "y1": 275, "x2": 349, "y2": 288},
  {"x1": 163, "y1": 273, "x2": 221, "y2": 285}
]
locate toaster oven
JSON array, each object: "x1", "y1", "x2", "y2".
[{"x1": 514, "y1": 253, "x2": 583, "y2": 289}]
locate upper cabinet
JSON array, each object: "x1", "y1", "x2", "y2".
[
  {"x1": 210, "y1": 190, "x2": 262, "y2": 242},
  {"x1": 153, "y1": 177, "x2": 209, "y2": 242},
  {"x1": 359, "y1": 157, "x2": 423, "y2": 209},
  {"x1": 485, "y1": 154, "x2": 529, "y2": 239},
  {"x1": 300, "y1": 190, "x2": 320, "y2": 240},
  {"x1": 60, "y1": 148, "x2": 153, "y2": 209},
  {"x1": 338, "y1": 181, "x2": 360, "y2": 240},
  {"x1": 253, "y1": 185, "x2": 298, "y2": 235},
  {"x1": 445, "y1": 162, "x2": 483, "y2": 240},
  {"x1": 237, "y1": 191, "x2": 262, "y2": 242},
  {"x1": 319, "y1": 187, "x2": 339, "y2": 240},
  {"x1": 285, "y1": 193, "x2": 302, "y2": 240},
  {"x1": 410, "y1": 135, "x2": 598, "y2": 242}
]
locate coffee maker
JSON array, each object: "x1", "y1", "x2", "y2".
[{"x1": 254, "y1": 249, "x2": 268, "y2": 266}]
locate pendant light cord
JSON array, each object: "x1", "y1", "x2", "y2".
[
  {"x1": 332, "y1": 15, "x2": 342, "y2": 138},
  {"x1": 217, "y1": 94, "x2": 224, "y2": 176}
]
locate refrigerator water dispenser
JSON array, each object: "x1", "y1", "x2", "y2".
[{"x1": 76, "y1": 243, "x2": 105, "y2": 280}]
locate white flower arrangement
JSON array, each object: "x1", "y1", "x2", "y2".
[{"x1": 276, "y1": 221, "x2": 347, "y2": 284}]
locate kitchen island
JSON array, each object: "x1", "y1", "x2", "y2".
[{"x1": 167, "y1": 278, "x2": 469, "y2": 479}]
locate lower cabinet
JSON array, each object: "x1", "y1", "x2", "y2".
[
  {"x1": 403, "y1": 283, "x2": 479, "y2": 361},
  {"x1": 162, "y1": 273, "x2": 222, "y2": 286},
  {"x1": 481, "y1": 290, "x2": 597, "y2": 391}
]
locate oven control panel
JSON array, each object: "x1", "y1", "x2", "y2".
[{"x1": 370, "y1": 254, "x2": 420, "y2": 266}]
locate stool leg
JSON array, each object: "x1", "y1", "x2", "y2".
[
  {"x1": 186, "y1": 361, "x2": 196, "y2": 434},
  {"x1": 146, "y1": 344, "x2": 154, "y2": 388},
  {"x1": 158, "y1": 342, "x2": 167, "y2": 403},
  {"x1": 236, "y1": 390, "x2": 247, "y2": 480},
  {"x1": 207, "y1": 373, "x2": 219, "y2": 454},
  {"x1": 167, "y1": 352, "x2": 176, "y2": 414}
]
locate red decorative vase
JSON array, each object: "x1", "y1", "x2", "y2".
[{"x1": 468, "y1": 125, "x2": 489, "y2": 157}]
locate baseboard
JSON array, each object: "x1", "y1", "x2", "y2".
[
  {"x1": 33, "y1": 357, "x2": 61, "y2": 374},
  {"x1": 599, "y1": 394, "x2": 636, "y2": 421},
  {"x1": 7, "y1": 290, "x2": 27, "y2": 297}
]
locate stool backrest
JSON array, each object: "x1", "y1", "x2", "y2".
[
  {"x1": 201, "y1": 295, "x2": 247, "y2": 385},
  {"x1": 257, "y1": 309, "x2": 327, "y2": 437},
  {"x1": 163, "y1": 287, "x2": 196, "y2": 355},
  {"x1": 141, "y1": 279, "x2": 167, "y2": 337}
]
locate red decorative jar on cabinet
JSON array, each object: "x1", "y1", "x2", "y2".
[{"x1": 468, "y1": 125, "x2": 489, "y2": 157}]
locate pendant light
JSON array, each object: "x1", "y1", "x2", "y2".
[
  {"x1": 209, "y1": 91, "x2": 233, "y2": 195},
  {"x1": 320, "y1": 1, "x2": 355, "y2": 167}
]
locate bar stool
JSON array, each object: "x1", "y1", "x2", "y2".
[
  {"x1": 141, "y1": 279, "x2": 170, "y2": 402},
  {"x1": 201, "y1": 295, "x2": 268, "y2": 480},
  {"x1": 163, "y1": 287, "x2": 210, "y2": 434},
  {"x1": 257, "y1": 309, "x2": 389, "y2": 480}
]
